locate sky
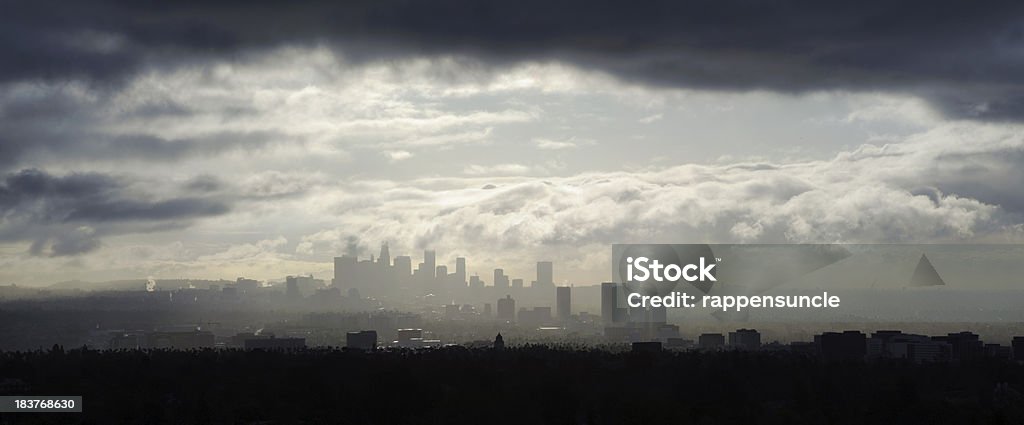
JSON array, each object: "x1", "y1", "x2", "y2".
[{"x1": 3, "y1": 0, "x2": 1024, "y2": 286}]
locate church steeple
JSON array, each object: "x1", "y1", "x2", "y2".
[{"x1": 494, "y1": 333, "x2": 505, "y2": 350}]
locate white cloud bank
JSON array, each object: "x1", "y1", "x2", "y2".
[{"x1": 291, "y1": 121, "x2": 1024, "y2": 284}]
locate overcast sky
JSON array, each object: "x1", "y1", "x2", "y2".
[{"x1": 3, "y1": 0, "x2": 1024, "y2": 286}]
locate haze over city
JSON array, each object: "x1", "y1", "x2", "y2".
[{"x1": 5, "y1": 2, "x2": 1024, "y2": 423}]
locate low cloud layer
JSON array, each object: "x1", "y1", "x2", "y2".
[{"x1": 293, "y1": 121, "x2": 1024, "y2": 284}]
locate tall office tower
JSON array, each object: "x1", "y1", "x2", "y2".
[
  {"x1": 497, "y1": 295, "x2": 515, "y2": 320},
  {"x1": 393, "y1": 256, "x2": 412, "y2": 279},
  {"x1": 601, "y1": 282, "x2": 617, "y2": 323},
  {"x1": 512, "y1": 278, "x2": 524, "y2": 289},
  {"x1": 424, "y1": 250, "x2": 436, "y2": 279},
  {"x1": 436, "y1": 265, "x2": 448, "y2": 288},
  {"x1": 333, "y1": 255, "x2": 357, "y2": 287},
  {"x1": 469, "y1": 274, "x2": 482, "y2": 288},
  {"x1": 455, "y1": 257, "x2": 467, "y2": 287},
  {"x1": 556, "y1": 286, "x2": 571, "y2": 321},
  {"x1": 378, "y1": 243, "x2": 391, "y2": 266},
  {"x1": 536, "y1": 261, "x2": 554, "y2": 288},
  {"x1": 494, "y1": 269, "x2": 509, "y2": 289}
]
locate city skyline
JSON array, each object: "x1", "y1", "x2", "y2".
[
  {"x1": 331, "y1": 241, "x2": 561, "y2": 291},
  {"x1": 3, "y1": 2, "x2": 1024, "y2": 423}
]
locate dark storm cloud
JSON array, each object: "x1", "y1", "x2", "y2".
[
  {"x1": 0, "y1": 124, "x2": 283, "y2": 170},
  {"x1": 0, "y1": 169, "x2": 230, "y2": 224},
  {"x1": 0, "y1": 169, "x2": 231, "y2": 256},
  {"x1": 62, "y1": 197, "x2": 229, "y2": 222},
  {"x1": 4, "y1": 0, "x2": 1024, "y2": 120},
  {"x1": 183, "y1": 175, "x2": 223, "y2": 193}
]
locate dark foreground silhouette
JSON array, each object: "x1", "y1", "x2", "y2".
[{"x1": 2, "y1": 346, "x2": 1023, "y2": 424}]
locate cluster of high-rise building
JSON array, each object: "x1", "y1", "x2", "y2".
[
  {"x1": 332, "y1": 243, "x2": 556, "y2": 296},
  {"x1": 330, "y1": 243, "x2": 576, "y2": 328}
]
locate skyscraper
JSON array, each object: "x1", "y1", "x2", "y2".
[
  {"x1": 424, "y1": 250, "x2": 436, "y2": 279},
  {"x1": 494, "y1": 269, "x2": 509, "y2": 289},
  {"x1": 393, "y1": 256, "x2": 412, "y2": 280},
  {"x1": 378, "y1": 242, "x2": 391, "y2": 267},
  {"x1": 436, "y1": 265, "x2": 448, "y2": 287},
  {"x1": 601, "y1": 282, "x2": 617, "y2": 324},
  {"x1": 535, "y1": 261, "x2": 553, "y2": 288},
  {"x1": 455, "y1": 257, "x2": 467, "y2": 287},
  {"x1": 333, "y1": 255, "x2": 356, "y2": 287},
  {"x1": 556, "y1": 286, "x2": 571, "y2": 321}
]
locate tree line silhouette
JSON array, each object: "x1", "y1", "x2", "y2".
[{"x1": 1, "y1": 345, "x2": 1023, "y2": 424}]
